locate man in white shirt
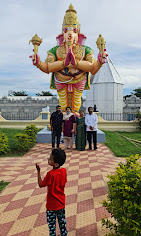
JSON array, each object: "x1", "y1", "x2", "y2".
[{"x1": 85, "y1": 107, "x2": 98, "y2": 150}]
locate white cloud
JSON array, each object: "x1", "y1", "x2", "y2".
[{"x1": 117, "y1": 66, "x2": 141, "y2": 89}]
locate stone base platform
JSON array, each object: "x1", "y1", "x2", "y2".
[{"x1": 36, "y1": 127, "x2": 105, "y2": 143}]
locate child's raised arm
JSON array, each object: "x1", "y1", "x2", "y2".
[{"x1": 36, "y1": 163, "x2": 42, "y2": 188}]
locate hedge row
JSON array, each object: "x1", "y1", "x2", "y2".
[
  {"x1": 0, "y1": 125, "x2": 38, "y2": 154},
  {"x1": 102, "y1": 154, "x2": 141, "y2": 235}
]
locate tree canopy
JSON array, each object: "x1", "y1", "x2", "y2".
[
  {"x1": 124, "y1": 87, "x2": 141, "y2": 99},
  {"x1": 36, "y1": 91, "x2": 53, "y2": 96},
  {"x1": 124, "y1": 94, "x2": 131, "y2": 99},
  {"x1": 10, "y1": 91, "x2": 28, "y2": 96},
  {"x1": 131, "y1": 87, "x2": 141, "y2": 98}
]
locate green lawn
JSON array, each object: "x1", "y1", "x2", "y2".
[
  {"x1": 0, "y1": 128, "x2": 25, "y2": 157},
  {"x1": 118, "y1": 131, "x2": 141, "y2": 141},
  {"x1": 1, "y1": 128, "x2": 141, "y2": 158},
  {"x1": 0, "y1": 180, "x2": 10, "y2": 192},
  {"x1": 104, "y1": 131, "x2": 141, "y2": 157}
]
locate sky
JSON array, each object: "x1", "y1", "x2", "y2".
[{"x1": 0, "y1": 0, "x2": 141, "y2": 97}]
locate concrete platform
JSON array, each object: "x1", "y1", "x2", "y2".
[
  {"x1": 36, "y1": 127, "x2": 52, "y2": 143},
  {"x1": 36, "y1": 127, "x2": 105, "y2": 143},
  {"x1": 97, "y1": 129, "x2": 105, "y2": 143}
]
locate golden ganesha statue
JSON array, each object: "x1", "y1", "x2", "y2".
[{"x1": 30, "y1": 4, "x2": 108, "y2": 114}]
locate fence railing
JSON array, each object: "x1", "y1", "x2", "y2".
[
  {"x1": 99, "y1": 113, "x2": 136, "y2": 121},
  {"x1": 2, "y1": 112, "x2": 40, "y2": 120},
  {"x1": 1, "y1": 112, "x2": 137, "y2": 121}
]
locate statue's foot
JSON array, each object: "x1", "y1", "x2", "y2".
[{"x1": 74, "y1": 112, "x2": 80, "y2": 117}]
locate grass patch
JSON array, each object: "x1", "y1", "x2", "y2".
[
  {"x1": 0, "y1": 128, "x2": 25, "y2": 157},
  {"x1": 118, "y1": 131, "x2": 141, "y2": 141},
  {"x1": 0, "y1": 180, "x2": 10, "y2": 192},
  {"x1": 104, "y1": 131, "x2": 141, "y2": 157}
]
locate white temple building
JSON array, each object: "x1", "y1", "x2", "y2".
[{"x1": 86, "y1": 57, "x2": 124, "y2": 119}]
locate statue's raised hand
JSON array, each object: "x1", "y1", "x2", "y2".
[
  {"x1": 98, "y1": 49, "x2": 108, "y2": 65},
  {"x1": 29, "y1": 49, "x2": 41, "y2": 66}
]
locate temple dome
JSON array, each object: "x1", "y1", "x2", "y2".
[{"x1": 91, "y1": 57, "x2": 123, "y2": 85}]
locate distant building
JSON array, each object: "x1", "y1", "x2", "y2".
[
  {"x1": 123, "y1": 95, "x2": 141, "y2": 113},
  {"x1": 86, "y1": 57, "x2": 124, "y2": 119},
  {"x1": 0, "y1": 96, "x2": 85, "y2": 120},
  {"x1": 0, "y1": 96, "x2": 57, "y2": 120}
]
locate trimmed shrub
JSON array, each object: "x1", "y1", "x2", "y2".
[
  {"x1": 15, "y1": 133, "x2": 31, "y2": 152},
  {"x1": 0, "y1": 132, "x2": 9, "y2": 154},
  {"x1": 24, "y1": 124, "x2": 38, "y2": 146},
  {"x1": 102, "y1": 154, "x2": 141, "y2": 236},
  {"x1": 14, "y1": 125, "x2": 38, "y2": 153}
]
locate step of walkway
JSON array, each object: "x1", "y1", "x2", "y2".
[{"x1": 0, "y1": 144, "x2": 125, "y2": 236}]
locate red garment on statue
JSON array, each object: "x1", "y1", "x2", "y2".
[{"x1": 41, "y1": 168, "x2": 67, "y2": 211}]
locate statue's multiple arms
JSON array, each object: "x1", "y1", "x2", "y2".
[
  {"x1": 29, "y1": 53, "x2": 64, "y2": 73},
  {"x1": 30, "y1": 47, "x2": 108, "y2": 75},
  {"x1": 46, "y1": 55, "x2": 64, "y2": 73},
  {"x1": 75, "y1": 50, "x2": 108, "y2": 75}
]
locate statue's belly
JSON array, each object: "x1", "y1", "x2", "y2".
[{"x1": 55, "y1": 71, "x2": 86, "y2": 84}]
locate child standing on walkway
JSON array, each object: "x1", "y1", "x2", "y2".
[{"x1": 36, "y1": 148, "x2": 67, "y2": 236}]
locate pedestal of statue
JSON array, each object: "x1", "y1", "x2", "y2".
[{"x1": 36, "y1": 127, "x2": 105, "y2": 143}]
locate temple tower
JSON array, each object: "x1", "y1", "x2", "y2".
[{"x1": 86, "y1": 57, "x2": 124, "y2": 118}]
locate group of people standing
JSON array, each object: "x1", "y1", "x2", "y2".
[{"x1": 50, "y1": 105, "x2": 98, "y2": 151}]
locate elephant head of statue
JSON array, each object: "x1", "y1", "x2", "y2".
[{"x1": 56, "y1": 4, "x2": 87, "y2": 46}]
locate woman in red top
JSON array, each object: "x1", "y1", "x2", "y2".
[
  {"x1": 36, "y1": 149, "x2": 67, "y2": 236},
  {"x1": 62, "y1": 107, "x2": 76, "y2": 150}
]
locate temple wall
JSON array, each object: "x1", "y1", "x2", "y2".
[{"x1": 0, "y1": 96, "x2": 85, "y2": 120}]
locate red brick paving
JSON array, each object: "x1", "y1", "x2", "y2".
[
  {"x1": 4, "y1": 198, "x2": 28, "y2": 212},
  {"x1": 0, "y1": 143, "x2": 125, "y2": 235}
]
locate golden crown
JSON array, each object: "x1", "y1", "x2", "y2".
[{"x1": 62, "y1": 4, "x2": 80, "y2": 33}]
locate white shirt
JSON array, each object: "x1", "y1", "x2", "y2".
[{"x1": 85, "y1": 113, "x2": 98, "y2": 131}]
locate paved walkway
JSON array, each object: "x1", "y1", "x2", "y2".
[{"x1": 0, "y1": 144, "x2": 125, "y2": 236}]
